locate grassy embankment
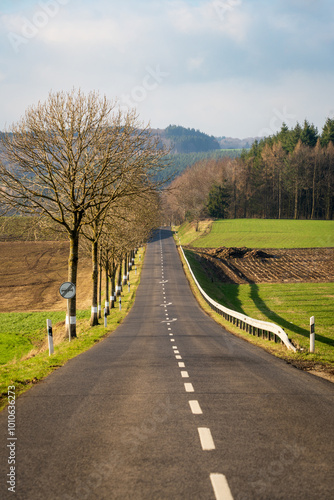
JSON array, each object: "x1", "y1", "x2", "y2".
[
  {"x1": 178, "y1": 218, "x2": 334, "y2": 248},
  {"x1": 0, "y1": 247, "x2": 145, "y2": 411},
  {"x1": 176, "y1": 219, "x2": 334, "y2": 374}
]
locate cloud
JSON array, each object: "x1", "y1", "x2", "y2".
[
  {"x1": 0, "y1": 0, "x2": 333, "y2": 137},
  {"x1": 167, "y1": 0, "x2": 248, "y2": 42}
]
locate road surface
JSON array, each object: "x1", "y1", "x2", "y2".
[{"x1": 1, "y1": 228, "x2": 334, "y2": 499}]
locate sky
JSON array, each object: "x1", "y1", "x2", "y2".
[{"x1": 0, "y1": 0, "x2": 334, "y2": 138}]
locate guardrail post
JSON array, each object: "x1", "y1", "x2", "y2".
[{"x1": 310, "y1": 316, "x2": 315, "y2": 353}]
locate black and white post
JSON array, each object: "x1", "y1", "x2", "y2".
[
  {"x1": 310, "y1": 316, "x2": 315, "y2": 353},
  {"x1": 47, "y1": 319, "x2": 54, "y2": 356}
]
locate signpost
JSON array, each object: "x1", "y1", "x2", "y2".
[{"x1": 59, "y1": 282, "x2": 76, "y2": 342}]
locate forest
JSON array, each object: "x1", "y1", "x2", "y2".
[
  {"x1": 161, "y1": 125, "x2": 221, "y2": 153},
  {"x1": 163, "y1": 118, "x2": 334, "y2": 223}
]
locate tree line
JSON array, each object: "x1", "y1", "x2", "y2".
[
  {"x1": 163, "y1": 125, "x2": 221, "y2": 153},
  {"x1": 163, "y1": 118, "x2": 334, "y2": 224},
  {"x1": 0, "y1": 89, "x2": 167, "y2": 338}
]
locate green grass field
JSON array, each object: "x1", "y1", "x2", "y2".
[
  {"x1": 177, "y1": 218, "x2": 334, "y2": 368},
  {"x1": 0, "y1": 248, "x2": 145, "y2": 410},
  {"x1": 0, "y1": 310, "x2": 89, "y2": 365},
  {"x1": 181, "y1": 219, "x2": 334, "y2": 248},
  {"x1": 184, "y1": 249, "x2": 334, "y2": 366}
]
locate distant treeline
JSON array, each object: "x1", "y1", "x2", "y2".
[
  {"x1": 163, "y1": 118, "x2": 334, "y2": 223},
  {"x1": 155, "y1": 149, "x2": 243, "y2": 183},
  {"x1": 238, "y1": 118, "x2": 334, "y2": 220},
  {"x1": 164, "y1": 125, "x2": 220, "y2": 153}
]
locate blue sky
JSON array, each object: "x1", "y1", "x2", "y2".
[{"x1": 0, "y1": 0, "x2": 333, "y2": 137}]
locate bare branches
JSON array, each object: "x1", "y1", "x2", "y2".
[{"x1": 0, "y1": 88, "x2": 168, "y2": 336}]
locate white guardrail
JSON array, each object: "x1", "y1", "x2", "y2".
[{"x1": 180, "y1": 245, "x2": 296, "y2": 352}]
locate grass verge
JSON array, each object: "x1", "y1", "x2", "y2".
[
  {"x1": 179, "y1": 219, "x2": 334, "y2": 249},
  {"x1": 0, "y1": 247, "x2": 145, "y2": 411},
  {"x1": 177, "y1": 243, "x2": 334, "y2": 382}
]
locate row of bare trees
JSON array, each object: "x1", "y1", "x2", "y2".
[
  {"x1": 0, "y1": 89, "x2": 167, "y2": 337},
  {"x1": 162, "y1": 158, "x2": 234, "y2": 226}
]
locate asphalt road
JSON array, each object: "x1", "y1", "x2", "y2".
[{"x1": 1, "y1": 228, "x2": 334, "y2": 499}]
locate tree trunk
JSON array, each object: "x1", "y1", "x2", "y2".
[
  {"x1": 67, "y1": 231, "x2": 79, "y2": 338},
  {"x1": 98, "y1": 247, "x2": 102, "y2": 319},
  {"x1": 311, "y1": 160, "x2": 317, "y2": 220},
  {"x1": 110, "y1": 260, "x2": 116, "y2": 309},
  {"x1": 278, "y1": 170, "x2": 282, "y2": 219},
  {"x1": 294, "y1": 179, "x2": 299, "y2": 220},
  {"x1": 116, "y1": 260, "x2": 122, "y2": 296},
  {"x1": 90, "y1": 240, "x2": 99, "y2": 326},
  {"x1": 123, "y1": 255, "x2": 128, "y2": 285},
  {"x1": 105, "y1": 263, "x2": 110, "y2": 316}
]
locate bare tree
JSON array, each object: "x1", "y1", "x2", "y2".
[
  {"x1": 163, "y1": 158, "x2": 232, "y2": 226},
  {"x1": 0, "y1": 89, "x2": 168, "y2": 337}
]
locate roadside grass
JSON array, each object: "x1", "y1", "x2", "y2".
[
  {"x1": 177, "y1": 220, "x2": 213, "y2": 246},
  {"x1": 0, "y1": 310, "x2": 88, "y2": 365},
  {"x1": 0, "y1": 248, "x2": 145, "y2": 411},
  {"x1": 181, "y1": 219, "x2": 334, "y2": 248},
  {"x1": 181, "y1": 248, "x2": 334, "y2": 373}
]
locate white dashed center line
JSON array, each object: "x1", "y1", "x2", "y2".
[
  {"x1": 189, "y1": 400, "x2": 203, "y2": 415},
  {"x1": 159, "y1": 234, "x2": 234, "y2": 500},
  {"x1": 210, "y1": 474, "x2": 234, "y2": 500},
  {"x1": 198, "y1": 428, "x2": 215, "y2": 451}
]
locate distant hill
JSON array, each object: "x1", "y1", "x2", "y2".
[
  {"x1": 159, "y1": 125, "x2": 221, "y2": 154},
  {"x1": 153, "y1": 125, "x2": 258, "y2": 154},
  {"x1": 151, "y1": 125, "x2": 257, "y2": 183},
  {"x1": 155, "y1": 149, "x2": 243, "y2": 184},
  {"x1": 217, "y1": 136, "x2": 260, "y2": 149}
]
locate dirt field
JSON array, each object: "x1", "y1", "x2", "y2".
[
  {"x1": 0, "y1": 241, "x2": 91, "y2": 312},
  {"x1": 190, "y1": 246, "x2": 334, "y2": 284}
]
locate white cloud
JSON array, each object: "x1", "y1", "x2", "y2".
[
  {"x1": 187, "y1": 55, "x2": 205, "y2": 71},
  {"x1": 0, "y1": 0, "x2": 333, "y2": 138},
  {"x1": 167, "y1": 0, "x2": 248, "y2": 42}
]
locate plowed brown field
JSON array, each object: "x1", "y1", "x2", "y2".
[
  {"x1": 190, "y1": 247, "x2": 334, "y2": 284},
  {"x1": 0, "y1": 241, "x2": 91, "y2": 312}
]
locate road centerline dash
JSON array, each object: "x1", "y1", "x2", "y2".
[
  {"x1": 210, "y1": 474, "x2": 234, "y2": 500},
  {"x1": 198, "y1": 428, "x2": 215, "y2": 451}
]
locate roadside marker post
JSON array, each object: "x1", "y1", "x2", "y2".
[
  {"x1": 47, "y1": 319, "x2": 54, "y2": 356},
  {"x1": 310, "y1": 316, "x2": 315, "y2": 353},
  {"x1": 104, "y1": 308, "x2": 107, "y2": 328},
  {"x1": 119, "y1": 297, "x2": 122, "y2": 311}
]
